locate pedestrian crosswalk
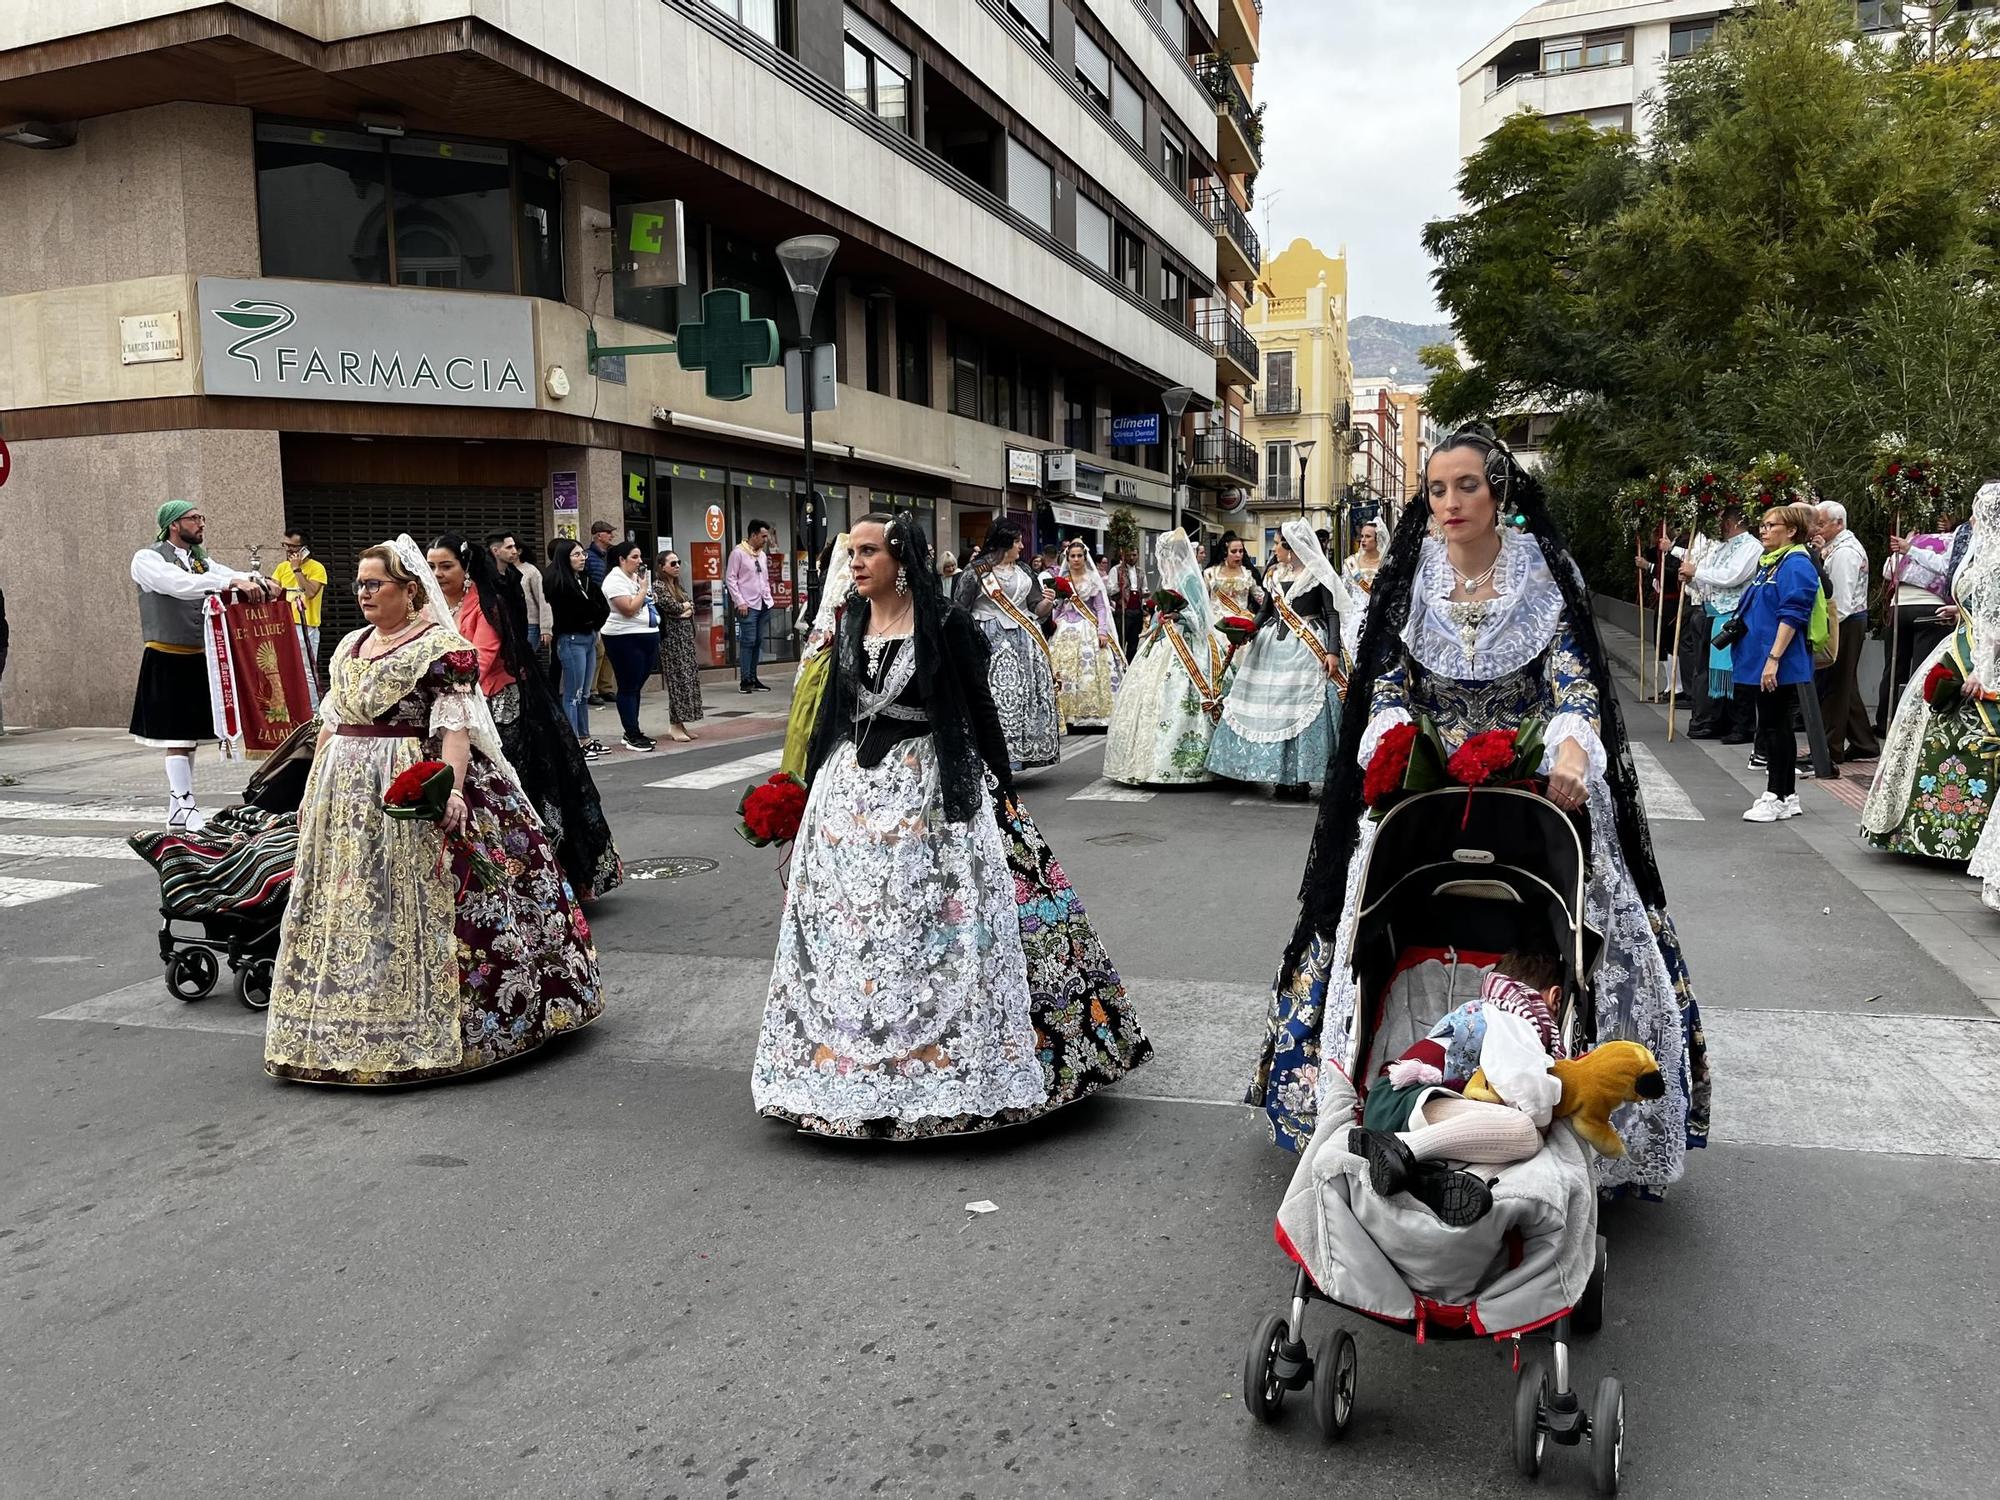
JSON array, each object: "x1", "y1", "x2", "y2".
[
  {"x1": 0, "y1": 798, "x2": 155, "y2": 824},
  {"x1": 1630, "y1": 742, "x2": 1704, "y2": 821},
  {"x1": 0, "y1": 834, "x2": 141, "y2": 862},
  {"x1": 645, "y1": 749, "x2": 784, "y2": 791},
  {"x1": 0, "y1": 876, "x2": 98, "y2": 909},
  {"x1": 0, "y1": 802, "x2": 153, "y2": 909}
]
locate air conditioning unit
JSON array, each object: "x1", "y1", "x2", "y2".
[{"x1": 1108, "y1": 476, "x2": 1140, "y2": 499}]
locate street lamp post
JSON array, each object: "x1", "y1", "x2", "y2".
[
  {"x1": 1162, "y1": 384, "x2": 1195, "y2": 539},
  {"x1": 1294, "y1": 438, "x2": 1316, "y2": 522},
  {"x1": 777, "y1": 233, "x2": 840, "y2": 623}
]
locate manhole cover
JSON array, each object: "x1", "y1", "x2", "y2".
[
  {"x1": 1085, "y1": 831, "x2": 1163, "y2": 847},
  {"x1": 624, "y1": 856, "x2": 720, "y2": 880}
]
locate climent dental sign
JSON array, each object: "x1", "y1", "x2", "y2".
[{"x1": 196, "y1": 277, "x2": 537, "y2": 409}]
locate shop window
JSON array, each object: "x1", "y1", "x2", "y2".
[
  {"x1": 1006, "y1": 137, "x2": 1053, "y2": 234},
  {"x1": 255, "y1": 124, "x2": 391, "y2": 284},
  {"x1": 1076, "y1": 194, "x2": 1112, "y2": 273}
]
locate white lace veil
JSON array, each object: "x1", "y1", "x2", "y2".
[
  {"x1": 1281, "y1": 518, "x2": 1353, "y2": 613},
  {"x1": 392, "y1": 533, "x2": 528, "y2": 799},
  {"x1": 1155, "y1": 529, "x2": 1212, "y2": 636},
  {"x1": 810, "y1": 532, "x2": 855, "y2": 637}
]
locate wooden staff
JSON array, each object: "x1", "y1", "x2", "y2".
[
  {"x1": 1886, "y1": 509, "x2": 1904, "y2": 722},
  {"x1": 1666, "y1": 524, "x2": 1695, "y2": 741},
  {"x1": 1651, "y1": 520, "x2": 1672, "y2": 701},
  {"x1": 1635, "y1": 522, "x2": 1650, "y2": 702}
]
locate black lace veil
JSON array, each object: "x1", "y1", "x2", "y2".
[{"x1": 1280, "y1": 425, "x2": 1669, "y2": 974}]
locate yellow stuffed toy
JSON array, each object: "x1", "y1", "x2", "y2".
[{"x1": 1467, "y1": 1040, "x2": 1665, "y2": 1158}]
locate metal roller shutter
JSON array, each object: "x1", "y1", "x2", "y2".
[{"x1": 284, "y1": 484, "x2": 545, "y2": 661}]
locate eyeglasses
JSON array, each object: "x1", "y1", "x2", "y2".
[{"x1": 353, "y1": 578, "x2": 395, "y2": 596}]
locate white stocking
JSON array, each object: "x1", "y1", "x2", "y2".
[
  {"x1": 1399, "y1": 1094, "x2": 1542, "y2": 1167},
  {"x1": 164, "y1": 754, "x2": 195, "y2": 799}
]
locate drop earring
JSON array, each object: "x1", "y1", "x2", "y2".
[{"x1": 895, "y1": 566, "x2": 909, "y2": 596}]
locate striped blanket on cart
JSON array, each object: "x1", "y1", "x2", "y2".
[{"x1": 128, "y1": 806, "x2": 298, "y2": 919}]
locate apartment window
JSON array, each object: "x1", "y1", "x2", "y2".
[
  {"x1": 1668, "y1": 18, "x2": 1718, "y2": 57},
  {"x1": 1266, "y1": 440, "x2": 1294, "y2": 503},
  {"x1": 1009, "y1": 0, "x2": 1052, "y2": 50},
  {"x1": 897, "y1": 306, "x2": 931, "y2": 407},
  {"x1": 1064, "y1": 383, "x2": 1095, "y2": 451},
  {"x1": 1006, "y1": 137, "x2": 1053, "y2": 233},
  {"x1": 1857, "y1": 1, "x2": 1903, "y2": 29},
  {"x1": 844, "y1": 9, "x2": 913, "y2": 135},
  {"x1": 1265, "y1": 349, "x2": 1295, "y2": 406},
  {"x1": 1075, "y1": 27, "x2": 1112, "y2": 110},
  {"x1": 1112, "y1": 68, "x2": 1146, "y2": 146},
  {"x1": 864, "y1": 298, "x2": 889, "y2": 395},
  {"x1": 255, "y1": 123, "x2": 566, "y2": 293},
  {"x1": 704, "y1": 0, "x2": 784, "y2": 48},
  {"x1": 1542, "y1": 31, "x2": 1626, "y2": 72},
  {"x1": 1075, "y1": 194, "x2": 1112, "y2": 273},
  {"x1": 1115, "y1": 225, "x2": 1145, "y2": 296},
  {"x1": 1160, "y1": 130, "x2": 1186, "y2": 194},
  {"x1": 1158, "y1": 263, "x2": 1186, "y2": 319}
]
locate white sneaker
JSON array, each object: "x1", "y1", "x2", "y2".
[
  {"x1": 1778, "y1": 794, "x2": 1803, "y2": 819},
  {"x1": 1742, "y1": 793, "x2": 1782, "y2": 823}
]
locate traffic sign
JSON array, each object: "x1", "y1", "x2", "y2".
[{"x1": 0, "y1": 435, "x2": 10, "y2": 488}]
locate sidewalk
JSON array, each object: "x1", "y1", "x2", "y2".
[
  {"x1": 0, "y1": 665, "x2": 799, "y2": 802},
  {"x1": 1597, "y1": 603, "x2": 2000, "y2": 1013}
]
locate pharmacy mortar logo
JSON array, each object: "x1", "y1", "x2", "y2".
[{"x1": 208, "y1": 297, "x2": 528, "y2": 398}]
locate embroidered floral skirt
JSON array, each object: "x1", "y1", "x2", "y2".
[
  {"x1": 1206, "y1": 631, "x2": 1339, "y2": 788},
  {"x1": 1103, "y1": 626, "x2": 1231, "y2": 786},
  {"x1": 265, "y1": 736, "x2": 603, "y2": 1086},
  {"x1": 972, "y1": 615, "x2": 1059, "y2": 769},
  {"x1": 752, "y1": 740, "x2": 1147, "y2": 1139},
  {"x1": 1861, "y1": 717, "x2": 1996, "y2": 862},
  {"x1": 1049, "y1": 610, "x2": 1121, "y2": 729}
]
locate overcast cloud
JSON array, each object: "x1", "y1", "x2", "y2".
[{"x1": 1252, "y1": 0, "x2": 1527, "y2": 325}]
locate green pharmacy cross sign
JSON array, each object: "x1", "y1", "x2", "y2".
[{"x1": 584, "y1": 288, "x2": 780, "y2": 402}]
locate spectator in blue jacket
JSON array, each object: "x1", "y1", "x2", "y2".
[{"x1": 1735, "y1": 503, "x2": 1823, "y2": 823}]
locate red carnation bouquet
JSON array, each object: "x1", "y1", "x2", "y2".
[
  {"x1": 738, "y1": 772, "x2": 808, "y2": 848},
  {"x1": 1217, "y1": 613, "x2": 1259, "y2": 651},
  {"x1": 1151, "y1": 587, "x2": 1187, "y2": 616},
  {"x1": 1051, "y1": 575, "x2": 1076, "y2": 600},
  {"x1": 1363, "y1": 717, "x2": 1549, "y2": 817},
  {"x1": 384, "y1": 760, "x2": 454, "y2": 822},
  {"x1": 1925, "y1": 660, "x2": 1966, "y2": 715}
]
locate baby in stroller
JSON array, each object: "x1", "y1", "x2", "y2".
[{"x1": 1345, "y1": 951, "x2": 1566, "y2": 1229}]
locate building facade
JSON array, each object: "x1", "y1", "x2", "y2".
[
  {"x1": 1242, "y1": 237, "x2": 1349, "y2": 559},
  {"x1": 0, "y1": 0, "x2": 1263, "y2": 728},
  {"x1": 1352, "y1": 377, "x2": 1436, "y2": 505}
]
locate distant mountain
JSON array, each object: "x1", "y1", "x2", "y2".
[{"x1": 1348, "y1": 316, "x2": 1455, "y2": 383}]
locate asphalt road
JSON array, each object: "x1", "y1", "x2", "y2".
[{"x1": 2, "y1": 679, "x2": 1996, "y2": 1499}]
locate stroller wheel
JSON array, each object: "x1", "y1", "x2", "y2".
[
  {"x1": 1589, "y1": 1376, "x2": 1624, "y2": 1495},
  {"x1": 1575, "y1": 1235, "x2": 1607, "y2": 1336},
  {"x1": 1241, "y1": 1313, "x2": 1290, "y2": 1424},
  {"x1": 1310, "y1": 1327, "x2": 1356, "y2": 1442},
  {"x1": 236, "y1": 958, "x2": 274, "y2": 1011},
  {"x1": 1513, "y1": 1359, "x2": 1549, "y2": 1478},
  {"x1": 165, "y1": 947, "x2": 219, "y2": 1002}
]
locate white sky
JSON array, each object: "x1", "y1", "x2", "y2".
[{"x1": 1252, "y1": 0, "x2": 1526, "y2": 324}]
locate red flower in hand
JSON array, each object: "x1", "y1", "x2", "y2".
[
  {"x1": 1924, "y1": 661, "x2": 1964, "y2": 713},
  {"x1": 738, "y1": 772, "x2": 808, "y2": 847},
  {"x1": 1363, "y1": 722, "x2": 1421, "y2": 808},
  {"x1": 1447, "y1": 729, "x2": 1521, "y2": 788},
  {"x1": 386, "y1": 760, "x2": 450, "y2": 806}
]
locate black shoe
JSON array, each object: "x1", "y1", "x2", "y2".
[
  {"x1": 1748, "y1": 752, "x2": 1767, "y2": 769},
  {"x1": 750, "y1": 679, "x2": 773, "y2": 692},
  {"x1": 1407, "y1": 1162, "x2": 1495, "y2": 1228},
  {"x1": 1720, "y1": 732, "x2": 1754, "y2": 746},
  {"x1": 739, "y1": 682, "x2": 755, "y2": 694},
  {"x1": 1348, "y1": 1127, "x2": 1415, "y2": 1199},
  {"x1": 622, "y1": 733, "x2": 656, "y2": 753},
  {"x1": 587, "y1": 694, "x2": 609, "y2": 708}
]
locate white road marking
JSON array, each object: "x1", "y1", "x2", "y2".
[
  {"x1": 0, "y1": 799, "x2": 157, "y2": 825},
  {"x1": 1230, "y1": 795, "x2": 1315, "y2": 808},
  {"x1": 645, "y1": 748, "x2": 784, "y2": 791},
  {"x1": 1059, "y1": 737, "x2": 1105, "y2": 763},
  {"x1": 1631, "y1": 741, "x2": 1704, "y2": 822},
  {"x1": 1070, "y1": 779, "x2": 1156, "y2": 803},
  {"x1": 0, "y1": 834, "x2": 141, "y2": 862},
  {"x1": 0, "y1": 876, "x2": 99, "y2": 908},
  {"x1": 45, "y1": 959, "x2": 1992, "y2": 1158}
]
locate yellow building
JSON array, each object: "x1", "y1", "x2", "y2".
[{"x1": 1244, "y1": 238, "x2": 1354, "y2": 558}]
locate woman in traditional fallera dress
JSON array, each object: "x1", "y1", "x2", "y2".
[
  {"x1": 1103, "y1": 529, "x2": 1233, "y2": 786},
  {"x1": 1204, "y1": 535, "x2": 1266, "y2": 621},
  {"x1": 1048, "y1": 538, "x2": 1125, "y2": 730},
  {"x1": 428, "y1": 533, "x2": 622, "y2": 900},
  {"x1": 954, "y1": 522, "x2": 1061, "y2": 769},
  {"x1": 1867, "y1": 485, "x2": 2000, "y2": 865},
  {"x1": 1206, "y1": 521, "x2": 1353, "y2": 796},
  {"x1": 1245, "y1": 428, "x2": 1710, "y2": 1197},
  {"x1": 264, "y1": 538, "x2": 603, "y2": 1086},
  {"x1": 752, "y1": 513, "x2": 1149, "y2": 1140}
]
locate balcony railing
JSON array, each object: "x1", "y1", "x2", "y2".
[
  {"x1": 1253, "y1": 388, "x2": 1300, "y2": 417},
  {"x1": 1196, "y1": 305, "x2": 1260, "y2": 382},
  {"x1": 1195, "y1": 56, "x2": 1262, "y2": 168},
  {"x1": 1195, "y1": 183, "x2": 1260, "y2": 271},
  {"x1": 1187, "y1": 428, "x2": 1259, "y2": 489}
]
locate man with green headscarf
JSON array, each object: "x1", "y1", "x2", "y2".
[{"x1": 129, "y1": 501, "x2": 276, "y2": 831}]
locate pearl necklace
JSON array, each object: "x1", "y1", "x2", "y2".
[
  {"x1": 1450, "y1": 540, "x2": 1503, "y2": 597},
  {"x1": 364, "y1": 617, "x2": 426, "y2": 657}
]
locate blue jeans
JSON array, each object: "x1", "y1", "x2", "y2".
[
  {"x1": 603, "y1": 631, "x2": 657, "y2": 739},
  {"x1": 736, "y1": 605, "x2": 769, "y2": 685},
  {"x1": 526, "y1": 623, "x2": 541, "y2": 650},
  {"x1": 555, "y1": 632, "x2": 595, "y2": 739}
]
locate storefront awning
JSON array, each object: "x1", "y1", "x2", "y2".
[{"x1": 1049, "y1": 501, "x2": 1107, "y2": 531}]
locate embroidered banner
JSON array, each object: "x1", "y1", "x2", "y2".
[{"x1": 209, "y1": 594, "x2": 316, "y2": 755}]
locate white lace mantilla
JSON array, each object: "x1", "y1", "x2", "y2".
[{"x1": 1402, "y1": 530, "x2": 1563, "y2": 680}]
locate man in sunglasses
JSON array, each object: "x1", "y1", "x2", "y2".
[{"x1": 129, "y1": 500, "x2": 277, "y2": 831}]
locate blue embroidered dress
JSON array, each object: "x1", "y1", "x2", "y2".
[{"x1": 1247, "y1": 530, "x2": 1709, "y2": 1196}]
